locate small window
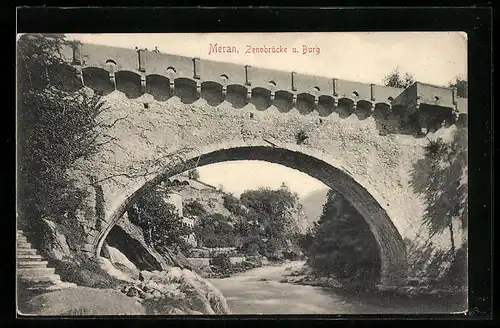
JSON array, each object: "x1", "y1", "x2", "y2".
[
  {"x1": 313, "y1": 86, "x2": 320, "y2": 92},
  {"x1": 352, "y1": 91, "x2": 359, "y2": 97},
  {"x1": 166, "y1": 66, "x2": 177, "y2": 73},
  {"x1": 269, "y1": 81, "x2": 276, "y2": 87},
  {"x1": 388, "y1": 96, "x2": 394, "y2": 101},
  {"x1": 220, "y1": 74, "x2": 229, "y2": 80},
  {"x1": 434, "y1": 96, "x2": 440, "y2": 101},
  {"x1": 105, "y1": 59, "x2": 117, "y2": 66}
]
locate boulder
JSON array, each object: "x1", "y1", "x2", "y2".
[
  {"x1": 97, "y1": 257, "x2": 136, "y2": 283},
  {"x1": 108, "y1": 214, "x2": 167, "y2": 271},
  {"x1": 131, "y1": 267, "x2": 230, "y2": 315},
  {"x1": 36, "y1": 218, "x2": 74, "y2": 261},
  {"x1": 108, "y1": 214, "x2": 204, "y2": 275},
  {"x1": 106, "y1": 244, "x2": 139, "y2": 272}
]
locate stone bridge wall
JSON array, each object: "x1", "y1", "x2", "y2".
[
  {"x1": 66, "y1": 89, "x2": 457, "y2": 285},
  {"x1": 50, "y1": 42, "x2": 467, "y2": 287}
]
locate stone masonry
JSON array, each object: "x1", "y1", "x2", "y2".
[{"x1": 46, "y1": 41, "x2": 467, "y2": 287}]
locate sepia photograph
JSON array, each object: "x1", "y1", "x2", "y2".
[{"x1": 16, "y1": 31, "x2": 468, "y2": 316}]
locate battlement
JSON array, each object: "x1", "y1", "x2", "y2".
[{"x1": 59, "y1": 41, "x2": 467, "y2": 117}]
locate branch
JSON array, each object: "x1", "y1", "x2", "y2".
[{"x1": 98, "y1": 114, "x2": 130, "y2": 129}]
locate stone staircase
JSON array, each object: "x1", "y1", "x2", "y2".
[{"x1": 17, "y1": 229, "x2": 77, "y2": 292}]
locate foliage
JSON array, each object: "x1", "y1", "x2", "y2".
[
  {"x1": 17, "y1": 33, "x2": 107, "y2": 222},
  {"x1": 448, "y1": 77, "x2": 468, "y2": 98},
  {"x1": 210, "y1": 253, "x2": 232, "y2": 272},
  {"x1": 183, "y1": 200, "x2": 206, "y2": 217},
  {"x1": 51, "y1": 256, "x2": 122, "y2": 289},
  {"x1": 186, "y1": 185, "x2": 302, "y2": 258},
  {"x1": 128, "y1": 189, "x2": 192, "y2": 252},
  {"x1": 296, "y1": 130, "x2": 309, "y2": 145},
  {"x1": 187, "y1": 169, "x2": 200, "y2": 180},
  {"x1": 222, "y1": 193, "x2": 247, "y2": 216},
  {"x1": 194, "y1": 213, "x2": 236, "y2": 248},
  {"x1": 405, "y1": 237, "x2": 467, "y2": 289},
  {"x1": 300, "y1": 189, "x2": 381, "y2": 285},
  {"x1": 410, "y1": 128, "x2": 468, "y2": 252},
  {"x1": 238, "y1": 185, "x2": 301, "y2": 258},
  {"x1": 383, "y1": 67, "x2": 415, "y2": 89}
]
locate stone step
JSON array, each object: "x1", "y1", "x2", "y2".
[
  {"x1": 17, "y1": 261, "x2": 48, "y2": 268},
  {"x1": 17, "y1": 242, "x2": 33, "y2": 249},
  {"x1": 18, "y1": 267, "x2": 55, "y2": 276},
  {"x1": 17, "y1": 254, "x2": 42, "y2": 261},
  {"x1": 17, "y1": 248, "x2": 37, "y2": 255},
  {"x1": 16, "y1": 236, "x2": 28, "y2": 243},
  {"x1": 18, "y1": 273, "x2": 61, "y2": 283}
]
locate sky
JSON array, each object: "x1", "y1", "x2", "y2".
[{"x1": 65, "y1": 32, "x2": 467, "y2": 198}]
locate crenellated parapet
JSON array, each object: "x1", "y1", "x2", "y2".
[{"x1": 59, "y1": 41, "x2": 467, "y2": 133}]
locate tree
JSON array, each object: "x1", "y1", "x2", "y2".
[
  {"x1": 128, "y1": 189, "x2": 192, "y2": 252},
  {"x1": 222, "y1": 193, "x2": 247, "y2": 216},
  {"x1": 411, "y1": 128, "x2": 468, "y2": 253},
  {"x1": 302, "y1": 189, "x2": 381, "y2": 285},
  {"x1": 183, "y1": 200, "x2": 206, "y2": 217},
  {"x1": 383, "y1": 67, "x2": 415, "y2": 89},
  {"x1": 448, "y1": 77, "x2": 468, "y2": 98},
  {"x1": 187, "y1": 169, "x2": 200, "y2": 180},
  {"x1": 17, "y1": 34, "x2": 107, "y2": 224},
  {"x1": 193, "y1": 213, "x2": 236, "y2": 248},
  {"x1": 239, "y1": 186, "x2": 301, "y2": 258}
]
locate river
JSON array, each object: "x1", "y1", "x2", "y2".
[{"x1": 208, "y1": 261, "x2": 467, "y2": 315}]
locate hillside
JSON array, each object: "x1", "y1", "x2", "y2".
[
  {"x1": 166, "y1": 178, "x2": 314, "y2": 236},
  {"x1": 298, "y1": 188, "x2": 330, "y2": 227}
]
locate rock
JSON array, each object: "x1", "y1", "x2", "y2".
[
  {"x1": 38, "y1": 218, "x2": 73, "y2": 261},
  {"x1": 106, "y1": 245, "x2": 140, "y2": 272},
  {"x1": 131, "y1": 267, "x2": 231, "y2": 315},
  {"x1": 97, "y1": 257, "x2": 136, "y2": 283},
  {"x1": 126, "y1": 288, "x2": 139, "y2": 297},
  {"x1": 22, "y1": 287, "x2": 146, "y2": 315},
  {"x1": 140, "y1": 270, "x2": 154, "y2": 282}
]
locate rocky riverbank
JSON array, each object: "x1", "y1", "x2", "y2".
[
  {"x1": 280, "y1": 264, "x2": 467, "y2": 302},
  {"x1": 19, "y1": 266, "x2": 231, "y2": 316},
  {"x1": 117, "y1": 267, "x2": 230, "y2": 315}
]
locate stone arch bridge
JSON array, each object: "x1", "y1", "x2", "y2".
[{"x1": 47, "y1": 42, "x2": 467, "y2": 287}]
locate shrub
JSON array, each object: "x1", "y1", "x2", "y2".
[
  {"x1": 405, "y1": 237, "x2": 467, "y2": 289},
  {"x1": 210, "y1": 253, "x2": 231, "y2": 272},
  {"x1": 51, "y1": 256, "x2": 122, "y2": 289}
]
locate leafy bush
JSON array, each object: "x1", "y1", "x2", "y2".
[
  {"x1": 301, "y1": 189, "x2": 381, "y2": 286},
  {"x1": 51, "y1": 256, "x2": 122, "y2": 289},
  {"x1": 383, "y1": 67, "x2": 415, "y2": 89},
  {"x1": 17, "y1": 34, "x2": 107, "y2": 225},
  {"x1": 222, "y1": 193, "x2": 247, "y2": 216},
  {"x1": 210, "y1": 253, "x2": 231, "y2": 272},
  {"x1": 187, "y1": 169, "x2": 200, "y2": 180},
  {"x1": 183, "y1": 200, "x2": 206, "y2": 217},
  {"x1": 128, "y1": 189, "x2": 192, "y2": 253},
  {"x1": 405, "y1": 237, "x2": 467, "y2": 289}
]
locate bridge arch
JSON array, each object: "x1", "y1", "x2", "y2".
[{"x1": 93, "y1": 140, "x2": 407, "y2": 286}]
